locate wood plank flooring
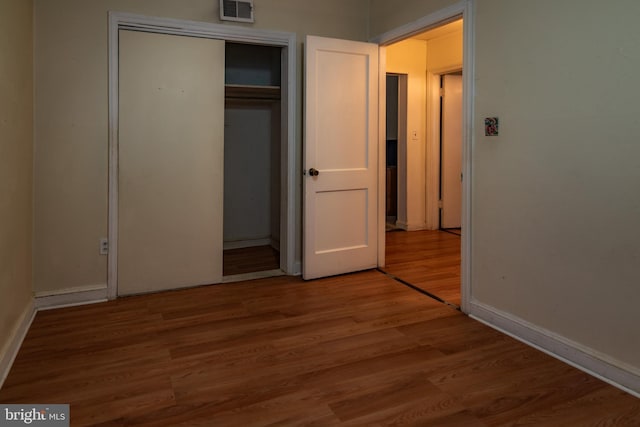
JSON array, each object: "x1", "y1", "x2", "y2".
[
  {"x1": 384, "y1": 229, "x2": 461, "y2": 306},
  {"x1": 223, "y1": 245, "x2": 280, "y2": 276},
  {"x1": 1, "y1": 270, "x2": 638, "y2": 426}
]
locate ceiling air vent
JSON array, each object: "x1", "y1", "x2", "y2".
[{"x1": 220, "y1": 0, "x2": 254, "y2": 23}]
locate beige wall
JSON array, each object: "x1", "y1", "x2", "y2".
[
  {"x1": 373, "y1": 0, "x2": 640, "y2": 375},
  {"x1": 33, "y1": 0, "x2": 369, "y2": 293},
  {"x1": 473, "y1": 0, "x2": 640, "y2": 371},
  {"x1": 369, "y1": 0, "x2": 460, "y2": 38},
  {"x1": 0, "y1": 0, "x2": 34, "y2": 356},
  {"x1": 386, "y1": 39, "x2": 427, "y2": 230}
]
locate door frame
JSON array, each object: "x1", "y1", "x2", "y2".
[
  {"x1": 107, "y1": 12, "x2": 297, "y2": 299},
  {"x1": 371, "y1": 0, "x2": 474, "y2": 313}
]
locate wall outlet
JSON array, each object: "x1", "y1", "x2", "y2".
[{"x1": 99, "y1": 238, "x2": 109, "y2": 255}]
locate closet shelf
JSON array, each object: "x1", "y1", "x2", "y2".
[{"x1": 225, "y1": 84, "x2": 281, "y2": 100}]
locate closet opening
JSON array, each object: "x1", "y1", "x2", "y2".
[{"x1": 223, "y1": 42, "x2": 284, "y2": 280}]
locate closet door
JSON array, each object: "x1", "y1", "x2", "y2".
[{"x1": 118, "y1": 30, "x2": 225, "y2": 295}]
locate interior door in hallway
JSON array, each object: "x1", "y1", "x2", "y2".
[
  {"x1": 118, "y1": 30, "x2": 225, "y2": 295},
  {"x1": 441, "y1": 73, "x2": 463, "y2": 229},
  {"x1": 303, "y1": 35, "x2": 379, "y2": 280}
]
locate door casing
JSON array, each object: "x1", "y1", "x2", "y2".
[{"x1": 372, "y1": 0, "x2": 474, "y2": 313}]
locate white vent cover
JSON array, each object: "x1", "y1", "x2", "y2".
[{"x1": 220, "y1": 0, "x2": 254, "y2": 23}]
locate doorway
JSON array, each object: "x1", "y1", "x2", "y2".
[
  {"x1": 385, "y1": 74, "x2": 408, "y2": 231},
  {"x1": 222, "y1": 42, "x2": 283, "y2": 281},
  {"x1": 382, "y1": 18, "x2": 464, "y2": 307}
]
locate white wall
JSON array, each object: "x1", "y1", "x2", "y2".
[
  {"x1": 386, "y1": 39, "x2": 427, "y2": 230},
  {"x1": 0, "y1": 0, "x2": 34, "y2": 364},
  {"x1": 33, "y1": 0, "x2": 369, "y2": 293}
]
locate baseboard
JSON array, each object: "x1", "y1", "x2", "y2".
[
  {"x1": 0, "y1": 298, "x2": 36, "y2": 389},
  {"x1": 468, "y1": 300, "x2": 640, "y2": 398},
  {"x1": 222, "y1": 269, "x2": 285, "y2": 283},
  {"x1": 35, "y1": 284, "x2": 108, "y2": 311},
  {"x1": 223, "y1": 238, "x2": 272, "y2": 250},
  {"x1": 270, "y1": 237, "x2": 280, "y2": 251},
  {"x1": 395, "y1": 221, "x2": 427, "y2": 231},
  {"x1": 293, "y1": 261, "x2": 302, "y2": 276},
  {"x1": 395, "y1": 221, "x2": 409, "y2": 231}
]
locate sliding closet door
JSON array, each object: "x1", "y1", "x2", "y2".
[{"x1": 118, "y1": 30, "x2": 225, "y2": 295}]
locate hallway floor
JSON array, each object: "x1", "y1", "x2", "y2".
[{"x1": 384, "y1": 229, "x2": 461, "y2": 306}]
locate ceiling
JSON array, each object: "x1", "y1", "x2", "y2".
[{"x1": 411, "y1": 19, "x2": 462, "y2": 41}]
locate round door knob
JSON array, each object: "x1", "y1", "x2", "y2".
[{"x1": 308, "y1": 168, "x2": 320, "y2": 177}]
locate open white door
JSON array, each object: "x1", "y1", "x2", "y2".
[
  {"x1": 118, "y1": 30, "x2": 225, "y2": 295},
  {"x1": 304, "y1": 36, "x2": 379, "y2": 280},
  {"x1": 441, "y1": 73, "x2": 463, "y2": 229}
]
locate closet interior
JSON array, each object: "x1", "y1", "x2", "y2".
[{"x1": 223, "y1": 42, "x2": 283, "y2": 278}]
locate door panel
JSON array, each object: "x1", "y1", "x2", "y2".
[
  {"x1": 304, "y1": 36, "x2": 378, "y2": 280},
  {"x1": 118, "y1": 30, "x2": 225, "y2": 295},
  {"x1": 441, "y1": 73, "x2": 463, "y2": 229}
]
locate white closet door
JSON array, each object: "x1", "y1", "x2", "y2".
[{"x1": 118, "y1": 30, "x2": 225, "y2": 295}]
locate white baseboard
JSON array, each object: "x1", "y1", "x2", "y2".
[
  {"x1": 223, "y1": 238, "x2": 272, "y2": 250},
  {"x1": 468, "y1": 300, "x2": 640, "y2": 398},
  {"x1": 395, "y1": 221, "x2": 427, "y2": 231},
  {"x1": 35, "y1": 284, "x2": 108, "y2": 311},
  {"x1": 293, "y1": 260, "x2": 302, "y2": 276},
  {"x1": 0, "y1": 298, "x2": 36, "y2": 389}
]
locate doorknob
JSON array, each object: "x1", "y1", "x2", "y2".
[{"x1": 308, "y1": 168, "x2": 320, "y2": 177}]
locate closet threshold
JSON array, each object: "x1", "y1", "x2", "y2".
[{"x1": 222, "y1": 269, "x2": 286, "y2": 283}]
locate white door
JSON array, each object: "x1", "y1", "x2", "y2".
[
  {"x1": 118, "y1": 30, "x2": 225, "y2": 295},
  {"x1": 441, "y1": 73, "x2": 463, "y2": 229},
  {"x1": 304, "y1": 36, "x2": 379, "y2": 280}
]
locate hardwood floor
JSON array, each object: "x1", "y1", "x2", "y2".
[
  {"x1": 384, "y1": 229, "x2": 461, "y2": 306},
  {"x1": 1, "y1": 271, "x2": 638, "y2": 426},
  {"x1": 223, "y1": 245, "x2": 280, "y2": 276}
]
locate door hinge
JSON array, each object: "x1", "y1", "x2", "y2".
[
  {"x1": 438, "y1": 200, "x2": 443, "y2": 209},
  {"x1": 439, "y1": 88, "x2": 444, "y2": 97}
]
